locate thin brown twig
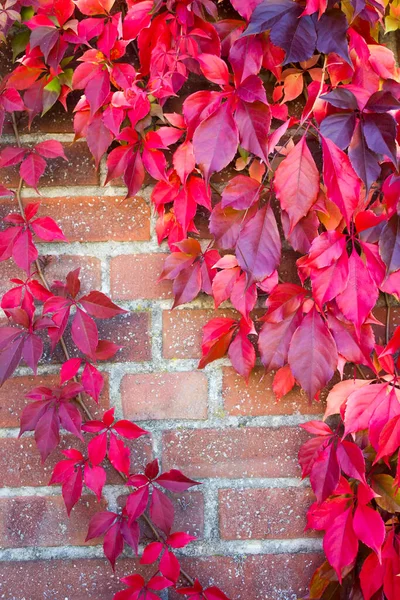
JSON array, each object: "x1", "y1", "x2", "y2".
[
  {"x1": 385, "y1": 293, "x2": 391, "y2": 346},
  {"x1": 10, "y1": 116, "x2": 195, "y2": 587}
]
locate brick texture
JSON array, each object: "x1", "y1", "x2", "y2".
[
  {"x1": 218, "y1": 487, "x2": 317, "y2": 539},
  {"x1": 162, "y1": 427, "x2": 308, "y2": 478},
  {"x1": 0, "y1": 495, "x2": 107, "y2": 548},
  {"x1": 0, "y1": 196, "x2": 151, "y2": 242},
  {"x1": 110, "y1": 253, "x2": 171, "y2": 300},
  {"x1": 121, "y1": 371, "x2": 208, "y2": 420}
]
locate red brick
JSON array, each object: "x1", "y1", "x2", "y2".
[
  {"x1": 0, "y1": 558, "x2": 152, "y2": 600},
  {"x1": 219, "y1": 488, "x2": 316, "y2": 539},
  {"x1": 0, "y1": 255, "x2": 102, "y2": 298},
  {"x1": 0, "y1": 435, "x2": 152, "y2": 487},
  {"x1": 110, "y1": 254, "x2": 171, "y2": 300},
  {"x1": 0, "y1": 196, "x2": 150, "y2": 243},
  {"x1": 0, "y1": 374, "x2": 110, "y2": 428},
  {"x1": 121, "y1": 372, "x2": 208, "y2": 420},
  {"x1": 173, "y1": 554, "x2": 323, "y2": 600},
  {"x1": 243, "y1": 553, "x2": 323, "y2": 599},
  {"x1": 163, "y1": 309, "x2": 238, "y2": 359},
  {"x1": 1, "y1": 143, "x2": 98, "y2": 187},
  {"x1": 171, "y1": 556, "x2": 245, "y2": 600},
  {"x1": 373, "y1": 306, "x2": 400, "y2": 346},
  {"x1": 0, "y1": 495, "x2": 107, "y2": 548},
  {"x1": 48, "y1": 312, "x2": 151, "y2": 364},
  {"x1": 162, "y1": 427, "x2": 308, "y2": 478},
  {"x1": 96, "y1": 313, "x2": 151, "y2": 362},
  {"x1": 222, "y1": 367, "x2": 323, "y2": 416}
]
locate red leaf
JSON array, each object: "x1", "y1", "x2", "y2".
[
  {"x1": 221, "y1": 175, "x2": 260, "y2": 210},
  {"x1": 88, "y1": 431, "x2": 107, "y2": 465},
  {"x1": 82, "y1": 362, "x2": 104, "y2": 403},
  {"x1": 34, "y1": 140, "x2": 67, "y2": 160},
  {"x1": 59, "y1": 402, "x2": 83, "y2": 439},
  {"x1": 321, "y1": 136, "x2": 361, "y2": 227},
  {"x1": 323, "y1": 507, "x2": 358, "y2": 582},
  {"x1": 31, "y1": 216, "x2": 67, "y2": 241},
  {"x1": 150, "y1": 487, "x2": 174, "y2": 534},
  {"x1": 60, "y1": 358, "x2": 82, "y2": 384},
  {"x1": 172, "y1": 261, "x2": 202, "y2": 308},
  {"x1": 310, "y1": 442, "x2": 340, "y2": 503},
  {"x1": 336, "y1": 440, "x2": 367, "y2": 484},
  {"x1": 62, "y1": 468, "x2": 83, "y2": 516},
  {"x1": 227, "y1": 319, "x2": 256, "y2": 381},
  {"x1": 236, "y1": 205, "x2": 281, "y2": 285},
  {"x1": 84, "y1": 464, "x2": 106, "y2": 500},
  {"x1": 80, "y1": 291, "x2": 127, "y2": 319},
  {"x1": 234, "y1": 100, "x2": 271, "y2": 163},
  {"x1": 159, "y1": 550, "x2": 180, "y2": 584},
  {"x1": 12, "y1": 229, "x2": 38, "y2": 273},
  {"x1": 155, "y1": 470, "x2": 199, "y2": 492},
  {"x1": 113, "y1": 420, "x2": 148, "y2": 439},
  {"x1": 335, "y1": 249, "x2": 378, "y2": 334},
  {"x1": 288, "y1": 305, "x2": 338, "y2": 401},
  {"x1": 193, "y1": 102, "x2": 238, "y2": 183},
  {"x1": 20, "y1": 153, "x2": 47, "y2": 189},
  {"x1": 272, "y1": 365, "x2": 295, "y2": 400},
  {"x1": 360, "y1": 552, "x2": 385, "y2": 600},
  {"x1": 167, "y1": 531, "x2": 196, "y2": 549},
  {"x1": 126, "y1": 486, "x2": 149, "y2": 522},
  {"x1": 34, "y1": 407, "x2": 60, "y2": 462},
  {"x1": 103, "y1": 522, "x2": 124, "y2": 570},
  {"x1": 71, "y1": 308, "x2": 99, "y2": 359},
  {"x1": 140, "y1": 541, "x2": 163, "y2": 564},
  {"x1": 86, "y1": 511, "x2": 117, "y2": 540},
  {"x1": 198, "y1": 54, "x2": 230, "y2": 86},
  {"x1": 353, "y1": 503, "x2": 385, "y2": 559},
  {"x1": 274, "y1": 136, "x2": 320, "y2": 231},
  {"x1": 108, "y1": 432, "x2": 130, "y2": 474}
]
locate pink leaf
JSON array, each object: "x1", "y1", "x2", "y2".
[
  {"x1": 35, "y1": 140, "x2": 67, "y2": 160},
  {"x1": 288, "y1": 305, "x2": 338, "y2": 401},
  {"x1": 193, "y1": 102, "x2": 238, "y2": 183},
  {"x1": 274, "y1": 137, "x2": 320, "y2": 231},
  {"x1": 19, "y1": 153, "x2": 47, "y2": 189},
  {"x1": 71, "y1": 308, "x2": 99, "y2": 359}
]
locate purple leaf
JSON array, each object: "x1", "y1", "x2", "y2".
[
  {"x1": 316, "y1": 9, "x2": 350, "y2": 64},
  {"x1": 270, "y1": 11, "x2": 316, "y2": 64},
  {"x1": 320, "y1": 113, "x2": 356, "y2": 150},
  {"x1": 363, "y1": 113, "x2": 397, "y2": 165}
]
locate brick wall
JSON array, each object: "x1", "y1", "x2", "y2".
[{"x1": 0, "y1": 111, "x2": 328, "y2": 599}]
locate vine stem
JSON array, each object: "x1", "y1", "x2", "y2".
[{"x1": 10, "y1": 115, "x2": 195, "y2": 588}]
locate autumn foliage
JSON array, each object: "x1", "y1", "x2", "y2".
[{"x1": 1, "y1": 0, "x2": 400, "y2": 597}]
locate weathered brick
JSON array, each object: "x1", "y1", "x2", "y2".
[
  {"x1": 0, "y1": 435, "x2": 152, "y2": 487},
  {"x1": 121, "y1": 372, "x2": 208, "y2": 420},
  {"x1": 222, "y1": 367, "x2": 323, "y2": 416},
  {"x1": 0, "y1": 196, "x2": 150, "y2": 242},
  {"x1": 0, "y1": 495, "x2": 107, "y2": 548},
  {"x1": 162, "y1": 427, "x2": 308, "y2": 478},
  {"x1": 110, "y1": 253, "x2": 171, "y2": 300},
  {"x1": 0, "y1": 255, "x2": 102, "y2": 298},
  {"x1": 0, "y1": 373, "x2": 110, "y2": 428},
  {"x1": 173, "y1": 554, "x2": 323, "y2": 600},
  {"x1": 1, "y1": 143, "x2": 98, "y2": 187},
  {"x1": 219, "y1": 488, "x2": 316, "y2": 539},
  {"x1": 0, "y1": 559, "x2": 151, "y2": 600},
  {"x1": 162, "y1": 309, "x2": 237, "y2": 359},
  {"x1": 243, "y1": 553, "x2": 323, "y2": 599}
]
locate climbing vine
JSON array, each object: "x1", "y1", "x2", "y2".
[{"x1": 1, "y1": 0, "x2": 400, "y2": 597}]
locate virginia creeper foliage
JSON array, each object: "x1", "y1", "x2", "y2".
[{"x1": 1, "y1": 0, "x2": 400, "y2": 597}]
